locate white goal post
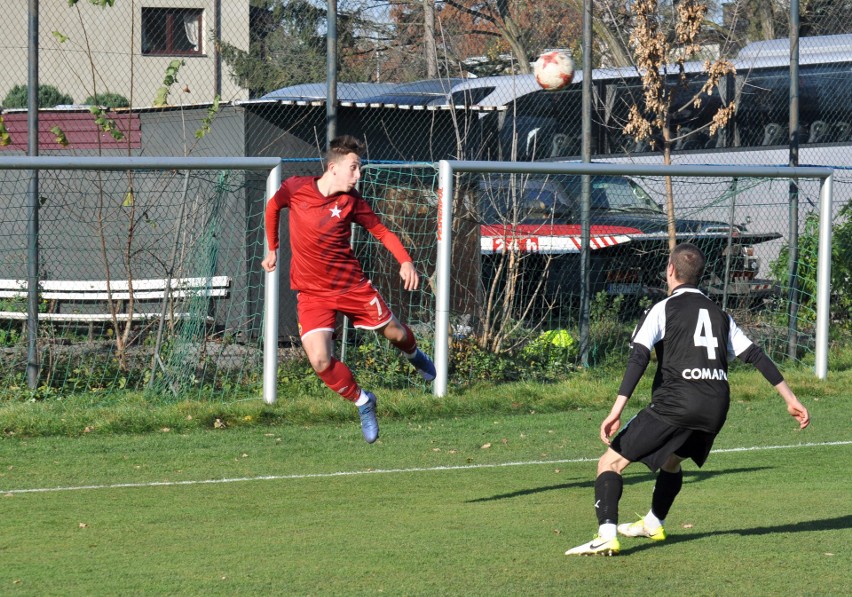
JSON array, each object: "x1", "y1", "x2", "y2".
[{"x1": 433, "y1": 160, "x2": 835, "y2": 397}]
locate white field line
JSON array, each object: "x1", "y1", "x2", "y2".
[{"x1": 2, "y1": 440, "x2": 849, "y2": 495}]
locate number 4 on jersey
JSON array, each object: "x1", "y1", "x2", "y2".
[{"x1": 693, "y1": 308, "x2": 719, "y2": 360}]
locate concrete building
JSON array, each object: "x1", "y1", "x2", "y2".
[{"x1": 2, "y1": 0, "x2": 250, "y2": 108}]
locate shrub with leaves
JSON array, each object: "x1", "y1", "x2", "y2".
[
  {"x1": 771, "y1": 204, "x2": 852, "y2": 327},
  {"x1": 84, "y1": 92, "x2": 130, "y2": 109},
  {"x1": 3, "y1": 84, "x2": 74, "y2": 109}
]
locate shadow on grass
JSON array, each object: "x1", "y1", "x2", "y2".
[
  {"x1": 466, "y1": 466, "x2": 771, "y2": 503},
  {"x1": 621, "y1": 514, "x2": 852, "y2": 554}
]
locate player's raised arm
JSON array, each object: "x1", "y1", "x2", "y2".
[
  {"x1": 733, "y1": 329, "x2": 810, "y2": 430},
  {"x1": 362, "y1": 219, "x2": 419, "y2": 291}
]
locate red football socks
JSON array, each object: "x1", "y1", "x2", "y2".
[{"x1": 316, "y1": 358, "x2": 361, "y2": 401}]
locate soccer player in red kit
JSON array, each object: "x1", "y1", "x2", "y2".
[{"x1": 262, "y1": 135, "x2": 435, "y2": 443}]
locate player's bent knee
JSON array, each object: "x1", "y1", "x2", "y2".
[
  {"x1": 380, "y1": 317, "x2": 406, "y2": 342},
  {"x1": 310, "y1": 356, "x2": 332, "y2": 373},
  {"x1": 661, "y1": 454, "x2": 684, "y2": 473}
]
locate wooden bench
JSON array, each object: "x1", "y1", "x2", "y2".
[{"x1": 0, "y1": 276, "x2": 231, "y2": 335}]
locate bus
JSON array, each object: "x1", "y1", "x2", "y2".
[
  {"x1": 448, "y1": 34, "x2": 850, "y2": 306},
  {"x1": 447, "y1": 34, "x2": 852, "y2": 161}
]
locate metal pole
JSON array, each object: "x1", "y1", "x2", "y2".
[
  {"x1": 214, "y1": 0, "x2": 222, "y2": 97},
  {"x1": 0, "y1": 156, "x2": 281, "y2": 170},
  {"x1": 263, "y1": 164, "x2": 283, "y2": 404},
  {"x1": 26, "y1": 0, "x2": 40, "y2": 390},
  {"x1": 433, "y1": 161, "x2": 454, "y2": 397},
  {"x1": 579, "y1": 0, "x2": 593, "y2": 367},
  {"x1": 814, "y1": 174, "x2": 832, "y2": 380},
  {"x1": 722, "y1": 178, "x2": 738, "y2": 311},
  {"x1": 786, "y1": 0, "x2": 801, "y2": 360},
  {"x1": 326, "y1": 0, "x2": 338, "y2": 147}
]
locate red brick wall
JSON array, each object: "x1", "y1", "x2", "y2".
[{"x1": 1, "y1": 112, "x2": 141, "y2": 151}]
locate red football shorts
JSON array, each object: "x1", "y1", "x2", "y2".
[{"x1": 297, "y1": 280, "x2": 394, "y2": 340}]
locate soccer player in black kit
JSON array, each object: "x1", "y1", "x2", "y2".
[{"x1": 566, "y1": 243, "x2": 810, "y2": 556}]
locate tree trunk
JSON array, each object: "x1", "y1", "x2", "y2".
[
  {"x1": 496, "y1": 0, "x2": 531, "y2": 73},
  {"x1": 663, "y1": 125, "x2": 676, "y2": 251},
  {"x1": 423, "y1": 0, "x2": 437, "y2": 78}
]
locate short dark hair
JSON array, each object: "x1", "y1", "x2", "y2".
[
  {"x1": 669, "y1": 243, "x2": 706, "y2": 285},
  {"x1": 326, "y1": 135, "x2": 365, "y2": 165}
]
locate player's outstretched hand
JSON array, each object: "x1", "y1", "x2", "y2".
[
  {"x1": 262, "y1": 250, "x2": 277, "y2": 273},
  {"x1": 774, "y1": 381, "x2": 810, "y2": 429},
  {"x1": 788, "y1": 401, "x2": 810, "y2": 429},
  {"x1": 399, "y1": 261, "x2": 420, "y2": 291}
]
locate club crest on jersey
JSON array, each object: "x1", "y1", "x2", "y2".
[
  {"x1": 330, "y1": 203, "x2": 342, "y2": 218},
  {"x1": 682, "y1": 368, "x2": 728, "y2": 380}
]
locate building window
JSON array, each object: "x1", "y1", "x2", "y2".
[{"x1": 142, "y1": 8, "x2": 203, "y2": 56}]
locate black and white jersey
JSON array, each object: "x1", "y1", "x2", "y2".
[{"x1": 618, "y1": 285, "x2": 754, "y2": 433}]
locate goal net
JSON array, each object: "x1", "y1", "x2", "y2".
[
  {"x1": 359, "y1": 161, "x2": 840, "y2": 395},
  {"x1": 0, "y1": 158, "x2": 841, "y2": 402},
  {"x1": 0, "y1": 157, "x2": 280, "y2": 401}
]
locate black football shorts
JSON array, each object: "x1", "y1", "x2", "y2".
[{"x1": 611, "y1": 407, "x2": 717, "y2": 471}]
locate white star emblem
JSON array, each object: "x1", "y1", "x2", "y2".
[{"x1": 330, "y1": 204, "x2": 342, "y2": 218}]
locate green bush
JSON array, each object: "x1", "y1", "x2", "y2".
[
  {"x1": 3, "y1": 84, "x2": 74, "y2": 109},
  {"x1": 84, "y1": 92, "x2": 130, "y2": 109},
  {"x1": 770, "y1": 204, "x2": 852, "y2": 327}
]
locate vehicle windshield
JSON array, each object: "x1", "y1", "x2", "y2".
[
  {"x1": 479, "y1": 175, "x2": 574, "y2": 221},
  {"x1": 478, "y1": 174, "x2": 661, "y2": 222},
  {"x1": 560, "y1": 176, "x2": 662, "y2": 212}
]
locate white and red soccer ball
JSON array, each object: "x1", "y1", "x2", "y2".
[{"x1": 534, "y1": 51, "x2": 575, "y2": 91}]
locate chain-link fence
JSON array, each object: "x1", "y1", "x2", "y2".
[{"x1": 1, "y1": 1, "x2": 850, "y2": 399}]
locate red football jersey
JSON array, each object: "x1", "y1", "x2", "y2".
[{"x1": 265, "y1": 176, "x2": 413, "y2": 294}]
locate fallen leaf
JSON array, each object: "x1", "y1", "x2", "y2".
[
  {"x1": 161, "y1": 427, "x2": 171, "y2": 433},
  {"x1": 681, "y1": 523, "x2": 694, "y2": 529},
  {"x1": 480, "y1": 443, "x2": 491, "y2": 449},
  {"x1": 78, "y1": 523, "x2": 88, "y2": 528}
]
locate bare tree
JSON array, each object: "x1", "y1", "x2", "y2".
[{"x1": 624, "y1": 0, "x2": 736, "y2": 249}]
